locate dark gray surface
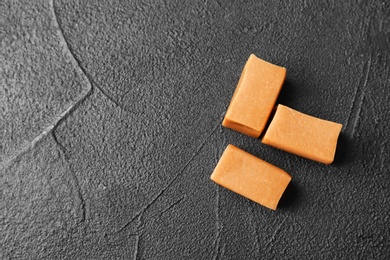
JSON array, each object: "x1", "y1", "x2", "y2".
[
  {"x1": 0, "y1": 0, "x2": 90, "y2": 164},
  {"x1": 1, "y1": 0, "x2": 389, "y2": 259}
]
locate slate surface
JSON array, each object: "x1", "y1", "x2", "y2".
[
  {"x1": 1, "y1": 0, "x2": 389, "y2": 259},
  {"x1": 0, "y1": 0, "x2": 90, "y2": 165}
]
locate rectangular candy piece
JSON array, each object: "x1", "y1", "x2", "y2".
[
  {"x1": 210, "y1": 144, "x2": 292, "y2": 210},
  {"x1": 262, "y1": 105, "x2": 343, "y2": 164},
  {"x1": 222, "y1": 54, "x2": 286, "y2": 138}
]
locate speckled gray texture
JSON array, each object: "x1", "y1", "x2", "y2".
[
  {"x1": 0, "y1": 0, "x2": 90, "y2": 165},
  {"x1": 1, "y1": 0, "x2": 389, "y2": 259}
]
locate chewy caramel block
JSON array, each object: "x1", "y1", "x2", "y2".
[
  {"x1": 210, "y1": 144, "x2": 292, "y2": 210},
  {"x1": 262, "y1": 105, "x2": 343, "y2": 164},
  {"x1": 222, "y1": 54, "x2": 286, "y2": 138}
]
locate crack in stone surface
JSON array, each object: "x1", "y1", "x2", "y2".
[
  {"x1": 344, "y1": 55, "x2": 372, "y2": 138},
  {"x1": 51, "y1": 131, "x2": 87, "y2": 223},
  {"x1": 158, "y1": 196, "x2": 186, "y2": 218},
  {"x1": 0, "y1": 0, "x2": 92, "y2": 169},
  {"x1": 51, "y1": 0, "x2": 129, "y2": 112},
  {"x1": 114, "y1": 123, "x2": 219, "y2": 234}
]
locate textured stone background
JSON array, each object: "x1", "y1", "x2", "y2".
[{"x1": 1, "y1": 0, "x2": 389, "y2": 259}]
